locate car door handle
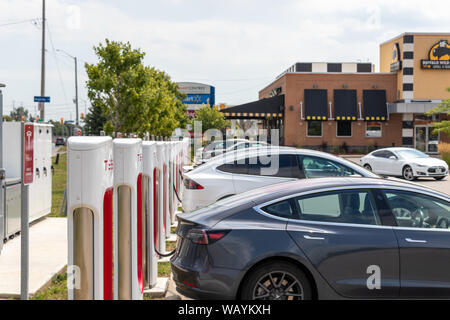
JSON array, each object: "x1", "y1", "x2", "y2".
[
  {"x1": 303, "y1": 235, "x2": 325, "y2": 240},
  {"x1": 405, "y1": 238, "x2": 427, "y2": 243}
]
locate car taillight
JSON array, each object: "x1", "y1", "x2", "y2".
[
  {"x1": 184, "y1": 177, "x2": 204, "y2": 190},
  {"x1": 186, "y1": 229, "x2": 229, "y2": 245}
]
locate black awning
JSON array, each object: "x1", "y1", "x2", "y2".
[
  {"x1": 304, "y1": 89, "x2": 328, "y2": 121},
  {"x1": 363, "y1": 90, "x2": 387, "y2": 121},
  {"x1": 221, "y1": 94, "x2": 284, "y2": 119},
  {"x1": 334, "y1": 89, "x2": 357, "y2": 121}
]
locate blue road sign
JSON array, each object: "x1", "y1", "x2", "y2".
[{"x1": 34, "y1": 96, "x2": 50, "y2": 103}]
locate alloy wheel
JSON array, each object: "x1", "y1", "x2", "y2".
[
  {"x1": 403, "y1": 166, "x2": 414, "y2": 181},
  {"x1": 252, "y1": 271, "x2": 304, "y2": 300}
]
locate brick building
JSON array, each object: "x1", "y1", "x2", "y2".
[{"x1": 221, "y1": 33, "x2": 450, "y2": 153}]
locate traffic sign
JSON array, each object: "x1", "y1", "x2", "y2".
[
  {"x1": 34, "y1": 96, "x2": 50, "y2": 103},
  {"x1": 23, "y1": 124, "x2": 34, "y2": 185}
]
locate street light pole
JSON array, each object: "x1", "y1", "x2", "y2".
[{"x1": 56, "y1": 49, "x2": 79, "y2": 126}]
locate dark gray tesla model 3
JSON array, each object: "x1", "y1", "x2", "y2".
[{"x1": 171, "y1": 177, "x2": 450, "y2": 300}]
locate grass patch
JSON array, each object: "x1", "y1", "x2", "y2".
[
  {"x1": 171, "y1": 226, "x2": 177, "y2": 234},
  {"x1": 31, "y1": 269, "x2": 67, "y2": 300},
  {"x1": 439, "y1": 143, "x2": 450, "y2": 167},
  {"x1": 50, "y1": 152, "x2": 67, "y2": 217},
  {"x1": 158, "y1": 262, "x2": 171, "y2": 277},
  {"x1": 166, "y1": 240, "x2": 177, "y2": 252}
]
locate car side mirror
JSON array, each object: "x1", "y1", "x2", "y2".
[{"x1": 389, "y1": 156, "x2": 397, "y2": 160}]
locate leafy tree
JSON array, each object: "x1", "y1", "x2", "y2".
[
  {"x1": 426, "y1": 87, "x2": 450, "y2": 134},
  {"x1": 191, "y1": 105, "x2": 231, "y2": 133},
  {"x1": 85, "y1": 39, "x2": 187, "y2": 137},
  {"x1": 84, "y1": 102, "x2": 107, "y2": 135},
  {"x1": 10, "y1": 106, "x2": 29, "y2": 121},
  {"x1": 48, "y1": 120, "x2": 69, "y2": 136}
]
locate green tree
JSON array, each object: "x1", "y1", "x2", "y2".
[
  {"x1": 10, "y1": 106, "x2": 29, "y2": 121},
  {"x1": 85, "y1": 39, "x2": 187, "y2": 137},
  {"x1": 191, "y1": 105, "x2": 231, "y2": 133},
  {"x1": 426, "y1": 87, "x2": 450, "y2": 134},
  {"x1": 84, "y1": 102, "x2": 107, "y2": 135}
]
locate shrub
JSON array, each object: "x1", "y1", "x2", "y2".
[{"x1": 439, "y1": 143, "x2": 450, "y2": 166}]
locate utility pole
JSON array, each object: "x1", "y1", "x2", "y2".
[{"x1": 39, "y1": 0, "x2": 46, "y2": 121}]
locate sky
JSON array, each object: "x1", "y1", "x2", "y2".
[{"x1": 0, "y1": 0, "x2": 449, "y2": 121}]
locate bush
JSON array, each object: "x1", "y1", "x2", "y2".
[{"x1": 439, "y1": 143, "x2": 450, "y2": 166}]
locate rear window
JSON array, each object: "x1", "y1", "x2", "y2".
[{"x1": 262, "y1": 200, "x2": 294, "y2": 219}]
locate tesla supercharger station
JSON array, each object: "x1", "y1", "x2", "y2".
[
  {"x1": 155, "y1": 142, "x2": 166, "y2": 254},
  {"x1": 168, "y1": 142, "x2": 176, "y2": 225},
  {"x1": 142, "y1": 141, "x2": 158, "y2": 288},
  {"x1": 113, "y1": 138, "x2": 144, "y2": 300},
  {"x1": 67, "y1": 136, "x2": 114, "y2": 300},
  {"x1": 164, "y1": 142, "x2": 171, "y2": 237}
]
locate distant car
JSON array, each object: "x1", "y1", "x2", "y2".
[
  {"x1": 182, "y1": 147, "x2": 377, "y2": 212},
  {"x1": 55, "y1": 137, "x2": 66, "y2": 146},
  {"x1": 201, "y1": 140, "x2": 270, "y2": 163},
  {"x1": 360, "y1": 147, "x2": 449, "y2": 181},
  {"x1": 194, "y1": 139, "x2": 248, "y2": 165},
  {"x1": 172, "y1": 177, "x2": 450, "y2": 300}
]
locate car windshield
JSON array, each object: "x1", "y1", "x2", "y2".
[
  {"x1": 396, "y1": 149, "x2": 429, "y2": 159},
  {"x1": 204, "y1": 141, "x2": 225, "y2": 152}
]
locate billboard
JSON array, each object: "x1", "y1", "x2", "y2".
[{"x1": 177, "y1": 82, "x2": 215, "y2": 110}]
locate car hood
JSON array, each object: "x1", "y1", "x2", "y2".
[{"x1": 409, "y1": 157, "x2": 448, "y2": 167}]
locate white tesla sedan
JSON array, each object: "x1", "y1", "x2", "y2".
[
  {"x1": 360, "y1": 147, "x2": 449, "y2": 181},
  {"x1": 182, "y1": 147, "x2": 378, "y2": 212}
]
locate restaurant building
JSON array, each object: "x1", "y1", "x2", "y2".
[{"x1": 221, "y1": 33, "x2": 450, "y2": 153}]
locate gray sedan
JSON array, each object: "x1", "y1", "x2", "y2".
[{"x1": 171, "y1": 177, "x2": 450, "y2": 300}]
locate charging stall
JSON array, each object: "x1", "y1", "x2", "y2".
[
  {"x1": 155, "y1": 142, "x2": 166, "y2": 254},
  {"x1": 113, "y1": 138, "x2": 144, "y2": 300},
  {"x1": 67, "y1": 136, "x2": 114, "y2": 300},
  {"x1": 142, "y1": 141, "x2": 158, "y2": 288}
]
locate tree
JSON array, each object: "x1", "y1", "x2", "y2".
[
  {"x1": 84, "y1": 102, "x2": 107, "y2": 135},
  {"x1": 85, "y1": 39, "x2": 187, "y2": 137},
  {"x1": 191, "y1": 105, "x2": 231, "y2": 133},
  {"x1": 426, "y1": 87, "x2": 450, "y2": 134},
  {"x1": 10, "y1": 106, "x2": 29, "y2": 121}
]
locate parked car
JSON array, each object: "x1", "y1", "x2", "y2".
[
  {"x1": 194, "y1": 139, "x2": 248, "y2": 165},
  {"x1": 172, "y1": 177, "x2": 450, "y2": 300},
  {"x1": 360, "y1": 147, "x2": 449, "y2": 181},
  {"x1": 201, "y1": 140, "x2": 270, "y2": 164},
  {"x1": 55, "y1": 137, "x2": 66, "y2": 146},
  {"x1": 182, "y1": 147, "x2": 378, "y2": 212}
]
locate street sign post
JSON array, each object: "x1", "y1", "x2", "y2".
[
  {"x1": 21, "y1": 123, "x2": 33, "y2": 300},
  {"x1": 34, "y1": 96, "x2": 50, "y2": 103}
]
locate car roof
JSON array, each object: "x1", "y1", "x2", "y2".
[{"x1": 248, "y1": 177, "x2": 449, "y2": 206}]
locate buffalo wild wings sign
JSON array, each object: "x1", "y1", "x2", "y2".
[{"x1": 421, "y1": 40, "x2": 450, "y2": 69}]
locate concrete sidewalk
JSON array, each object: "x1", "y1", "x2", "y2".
[{"x1": 0, "y1": 217, "x2": 67, "y2": 298}]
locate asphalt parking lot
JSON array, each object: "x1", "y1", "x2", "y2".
[{"x1": 344, "y1": 156, "x2": 450, "y2": 195}]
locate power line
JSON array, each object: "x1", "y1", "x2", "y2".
[
  {"x1": 46, "y1": 20, "x2": 69, "y2": 107},
  {"x1": 0, "y1": 18, "x2": 41, "y2": 28}
]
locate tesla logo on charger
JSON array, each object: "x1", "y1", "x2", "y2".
[
  {"x1": 366, "y1": 265, "x2": 381, "y2": 290},
  {"x1": 104, "y1": 159, "x2": 114, "y2": 171}
]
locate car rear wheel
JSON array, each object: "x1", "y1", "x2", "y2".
[
  {"x1": 240, "y1": 261, "x2": 312, "y2": 300},
  {"x1": 402, "y1": 165, "x2": 416, "y2": 181},
  {"x1": 363, "y1": 164, "x2": 372, "y2": 171},
  {"x1": 434, "y1": 176, "x2": 445, "y2": 181}
]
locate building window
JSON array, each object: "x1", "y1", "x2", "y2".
[
  {"x1": 366, "y1": 122, "x2": 382, "y2": 138},
  {"x1": 337, "y1": 121, "x2": 352, "y2": 137},
  {"x1": 307, "y1": 121, "x2": 322, "y2": 137}
]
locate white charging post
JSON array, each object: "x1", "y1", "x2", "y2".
[
  {"x1": 155, "y1": 142, "x2": 166, "y2": 254},
  {"x1": 67, "y1": 136, "x2": 114, "y2": 300},
  {"x1": 113, "y1": 138, "x2": 144, "y2": 300},
  {"x1": 142, "y1": 141, "x2": 158, "y2": 288}
]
